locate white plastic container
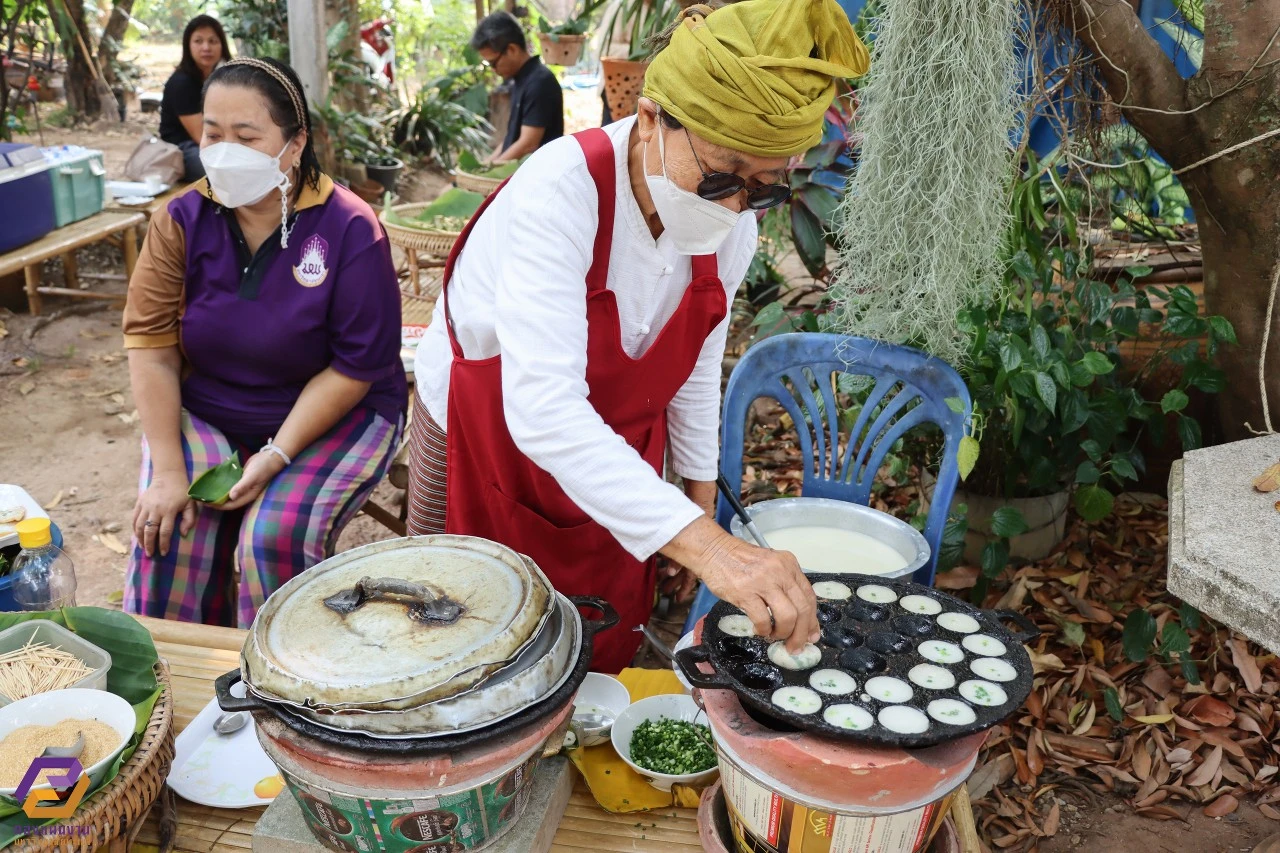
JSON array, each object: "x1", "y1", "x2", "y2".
[{"x1": 0, "y1": 620, "x2": 112, "y2": 706}]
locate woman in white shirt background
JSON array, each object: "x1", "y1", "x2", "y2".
[{"x1": 407, "y1": 0, "x2": 869, "y2": 672}]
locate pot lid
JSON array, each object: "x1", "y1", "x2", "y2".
[{"x1": 242, "y1": 535, "x2": 553, "y2": 710}]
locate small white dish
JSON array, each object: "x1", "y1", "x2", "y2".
[
  {"x1": 672, "y1": 632, "x2": 697, "y2": 692},
  {"x1": 114, "y1": 195, "x2": 155, "y2": 206},
  {"x1": 168, "y1": 687, "x2": 282, "y2": 808},
  {"x1": 611, "y1": 693, "x2": 718, "y2": 791},
  {"x1": 0, "y1": 688, "x2": 134, "y2": 796},
  {"x1": 571, "y1": 672, "x2": 630, "y2": 747}
]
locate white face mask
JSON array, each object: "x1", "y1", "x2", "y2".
[
  {"x1": 644, "y1": 123, "x2": 746, "y2": 256},
  {"x1": 201, "y1": 138, "x2": 296, "y2": 245}
]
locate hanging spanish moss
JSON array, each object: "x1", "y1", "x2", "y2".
[{"x1": 827, "y1": 0, "x2": 1021, "y2": 365}]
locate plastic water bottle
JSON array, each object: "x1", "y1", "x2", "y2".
[{"x1": 11, "y1": 518, "x2": 77, "y2": 610}]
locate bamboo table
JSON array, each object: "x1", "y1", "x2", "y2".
[
  {"x1": 131, "y1": 616, "x2": 981, "y2": 853},
  {"x1": 0, "y1": 210, "x2": 146, "y2": 315}
]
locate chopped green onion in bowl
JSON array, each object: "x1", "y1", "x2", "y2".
[{"x1": 627, "y1": 718, "x2": 716, "y2": 776}]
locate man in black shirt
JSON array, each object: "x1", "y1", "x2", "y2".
[{"x1": 471, "y1": 12, "x2": 564, "y2": 165}]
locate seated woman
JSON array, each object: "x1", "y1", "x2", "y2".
[
  {"x1": 159, "y1": 15, "x2": 231, "y2": 182},
  {"x1": 123, "y1": 57, "x2": 407, "y2": 628}
]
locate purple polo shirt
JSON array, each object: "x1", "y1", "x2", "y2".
[{"x1": 122, "y1": 176, "x2": 406, "y2": 440}]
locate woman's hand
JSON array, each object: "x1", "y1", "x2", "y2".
[
  {"x1": 133, "y1": 470, "x2": 196, "y2": 557},
  {"x1": 661, "y1": 516, "x2": 819, "y2": 652},
  {"x1": 215, "y1": 452, "x2": 288, "y2": 511}
]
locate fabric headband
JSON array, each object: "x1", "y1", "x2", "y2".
[{"x1": 221, "y1": 58, "x2": 307, "y2": 130}]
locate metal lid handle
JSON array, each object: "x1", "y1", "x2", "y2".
[{"x1": 323, "y1": 576, "x2": 464, "y2": 624}]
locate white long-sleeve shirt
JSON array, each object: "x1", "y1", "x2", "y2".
[{"x1": 414, "y1": 116, "x2": 756, "y2": 560}]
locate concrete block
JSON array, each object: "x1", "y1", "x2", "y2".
[
  {"x1": 253, "y1": 756, "x2": 575, "y2": 853},
  {"x1": 1168, "y1": 434, "x2": 1280, "y2": 653}
]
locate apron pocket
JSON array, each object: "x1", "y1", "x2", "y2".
[{"x1": 480, "y1": 480, "x2": 596, "y2": 533}]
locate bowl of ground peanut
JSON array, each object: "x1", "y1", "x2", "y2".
[{"x1": 0, "y1": 688, "x2": 135, "y2": 796}]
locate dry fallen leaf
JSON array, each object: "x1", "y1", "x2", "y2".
[
  {"x1": 106, "y1": 590, "x2": 124, "y2": 604},
  {"x1": 1232, "y1": 637, "x2": 1264, "y2": 694},
  {"x1": 1133, "y1": 714, "x2": 1175, "y2": 725},
  {"x1": 1255, "y1": 462, "x2": 1280, "y2": 492},
  {"x1": 1042, "y1": 801, "x2": 1060, "y2": 837},
  {"x1": 1204, "y1": 794, "x2": 1239, "y2": 818},
  {"x1": 1260, "y1": 803, "x2": 1280, "y2": 821},
  {"x1": 98, "y1": 533, "x2": 129, "y2": 555},
  {"x1": 18, "y1": 381, "x2": 35, "y2": 396},
  {"x1": 43, "y1": 490, "x2": 64, "y2": 510},
  {"x1": 1184, "y1": 695, "x2": 1236, "y2": 727},
  {"x1": 1185, "y1": 745, "x2": 1223, "y2": 787}
]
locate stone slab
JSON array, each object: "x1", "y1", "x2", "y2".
[
  {"x1": 1168, "y1": 433, "x2": 1280, "y2": 653},
  {"x1": 252, "y1": 755, "x2": 575, "y2": 853}
]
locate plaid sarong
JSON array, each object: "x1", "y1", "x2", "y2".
[{"x1": 124, "y1": 406, "x2": 401, "y2": 627}]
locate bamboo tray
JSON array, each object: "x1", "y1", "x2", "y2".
[
  {"x1": 10, "y1": 661, "x2": 174, "y2": 852},
  {"x1": 452, "y1": 169, "x2": 503, "y2": 196},
  {"x1": 379, "y1": 202, "x2": 462, "y2": 257}
]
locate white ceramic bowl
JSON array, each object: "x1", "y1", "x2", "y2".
[
  {"x1": 572, "y1": 672, "x2": 631, "y2": 747},
  {"x1": 0, "y1": 688, "x2": 135, "y2": 796},
  {"x1": 672, "y1": 632, "x2": 696, "y2": 692},
  {"x1": 611, "y1": 693, "x2": 719, "y2": 791}
]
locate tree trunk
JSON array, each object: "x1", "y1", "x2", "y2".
[
  {"x1": 1062, "y1": 0, "x2": 1280, "y2": 441},
  {"x1": 98, "y1": 0, "x2": 137, "y2": 91},
  {"x1": 47, "y1": 0, "x2": 111, "y2": 119}
]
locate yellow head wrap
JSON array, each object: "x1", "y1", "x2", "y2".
[{"x1": 642, "y1": 0, "x2": 869, "y2": 158}]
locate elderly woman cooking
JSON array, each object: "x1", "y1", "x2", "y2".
[{"x1": 407, "y1": 0, "x2": 868, "y2": 672}]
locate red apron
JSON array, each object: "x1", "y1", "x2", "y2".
[{"x1": 441, "y1": 128, "x2": 727, "y2": 673}]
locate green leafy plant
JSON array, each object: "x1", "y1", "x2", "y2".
[
  {"x1": 600, "y1": 0, "x2": 680, "y2": 61},
  {"x1": 219, "y1": 0, "x2": 289, "y2": 60},
  {"x1": 539, "y1": 0, "x2": 608, "y2": 36},
  {"x1": 391, "y1": 68, "x2": 492, "y2": 169},
  {"x1": 960, "y1": 152, "x2": 1234, "y2": 582}
]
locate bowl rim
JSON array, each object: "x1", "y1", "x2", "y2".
[
  {"x1": 611, "y1": 694, "x2": 718, "y2": 782},
  {"x1": 0, "y1": 688, "x2": 135, "y2": 795},
  {"x1": 575, "y1": 672, "x2": 631, "y2": 714}
]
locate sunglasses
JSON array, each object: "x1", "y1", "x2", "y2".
[{"x1": 682, "y1": 127, "x2": 792, "y2": 210}]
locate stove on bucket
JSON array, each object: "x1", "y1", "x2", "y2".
[{"x1": 214, "y1": 535, "x2": 619, "y2": 853}]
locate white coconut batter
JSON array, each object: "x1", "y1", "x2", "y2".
[
  {"x1": 809, "y1": 668, "x2": 858, "y2": 695},
  {"x1": 856, "y1": 584, "x2": 898, "y2": 604},
  {"x1": 762, "y1": 526, "x2": 909, "y2": 575},
  {"x1": 959, "y1": 680, "x2": 1007, "y2": 707},
  {"x1": 970, "y1": 657, "x2": 1016, "y2": 683},
  {"x1": 811, "y1": 581, "x2": 853, "y2": 601},
  {"x1": 823, "y1": 704, "x2": 875, "y2": 730},
  {"x1": 908, "y1": 663, "x2": 956, "y2": 690},
  {"x1": 937, "y1": 612, "x2": 980, "y2": 634},
  {"x1": 928, "y1": 699, "x2": 977, "y2": 725},
  {"x1": 768, "y1": 641, "x2": 822, "y2": 671},
  {"x1": 771, "y1": 686, "x2": 823, "y2": 715},
  {"x1": 717, "y1": 614, "x2": 756, "y2": 638},
  {"x1": 878, "y1": 705, "x2": 930, "y2": 735},
  {"x1": 918, "y1": 640, "x2": 964, "y2": 665},
  {"x1": 962, "y1": 634, "x2": 1007, "y2": 657},
  {"x1": 865, "y1": 676, "x2": 913, "y2": 704},
  {"x1": 899, "y1": 595, "x2": 942, "y2": 615}
]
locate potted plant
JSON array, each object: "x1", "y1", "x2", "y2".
[
  {"x1": 942, "y1": 154, "x2": 1234, "y2": 578},
  {"x1": 537, "y1": 0, "x2": 608, "y2": 66},
  {"x1": 597, "y1": 0, "x2": 680, "y2": 117}
]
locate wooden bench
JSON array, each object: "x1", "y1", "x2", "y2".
[{"x1": 0, "y1": 209, "x2": 147, "y2": 315}]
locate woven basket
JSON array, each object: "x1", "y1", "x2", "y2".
[
  {"x1": 453, "y1": 170, "x2": 502, "y2": 196},
  {"x1": 10, "y1": 662, "x2": 175, "y2": 853},
  {"x1": 380, "y1": 203, "x2": 462, "y2": 258}
]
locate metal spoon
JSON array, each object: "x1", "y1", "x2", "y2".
[
  {"x1": 213, "y1": 711, "x2": 249, "y2": 736},
  {"x1": 572, "y1": 711, "x2": 614, "y2": 735},
  {"x1": 716, "y1": 473, "x2": 771, "y2": 548},
  {"x1": 633, "y1": 624, "x2": 676, "y2": 663},
  {"x1": 42, "y1": 732, "x2": 84, "y2": 760}
]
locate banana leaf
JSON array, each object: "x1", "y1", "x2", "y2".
[
  {"x1": 457, "y1": 151, "x2": 525, "y2": 180},
  {"x1": 187, "y1": 453, "x2": 242, "y2": 505},
  {"x1": 0, "y1": 608, "x2": 162, "y2": 846},
  {"x1": 416, "y1": 188, "x2": 485, "y2": 221}
]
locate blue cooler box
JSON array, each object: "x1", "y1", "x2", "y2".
[{"x1": 0, "y1": 142, "x2": 56, "y2": 254}]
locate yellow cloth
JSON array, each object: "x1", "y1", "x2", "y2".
[
  {"x1": 642, "y1": 0, "x2": 870, "y2": 157},
  {"x1": 566, "y1": 668, "x2": 707, "y2": 813}
]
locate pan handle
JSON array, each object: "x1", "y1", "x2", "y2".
[
  {"x1": 674, "y1": 645, "x2": 732, "y2": 691},
  {"x1": 214, "y1": 668, "x2": 269, "y2": 713},
  {"x1": 570, "y1": 596, "x2": 620, "y2": 640},
  {"x1": 993, "y1": 609, "x2": 1041, "y2": 643}
]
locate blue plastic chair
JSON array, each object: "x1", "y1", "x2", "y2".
[{"x1": 683, "y1": 333, "x2": 972, "y2": 632}]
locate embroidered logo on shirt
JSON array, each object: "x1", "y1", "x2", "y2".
[{"x1": 293, "y1": 235, "x2": 330, "y2": 287}]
